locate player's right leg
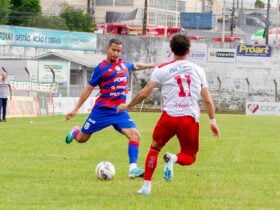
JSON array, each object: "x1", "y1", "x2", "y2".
[
  {"x1": 152, "y1": 112, "x2": 179, "y2": 182},
  {"x1": 65, "y1": 108, "x2": 107, "y2": 144},
  {"x1": 65, "y1": 126, "x2": 92, "y2": 144}
]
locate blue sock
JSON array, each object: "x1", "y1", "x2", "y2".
[{"x1": 128, "y1": 140, "x2": 139, "y2": 164}]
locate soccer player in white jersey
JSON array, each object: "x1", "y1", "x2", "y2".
[{"x1": 117, "y1": 34, "x2": 220, "y2": 195}]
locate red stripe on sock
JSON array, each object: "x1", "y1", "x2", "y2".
[
  {"x1": 129, "y1": 140, "x2": 139, "y2": 146},
  {"x1": 73, "y1": 129, "x2": 80, "y2": 140}
]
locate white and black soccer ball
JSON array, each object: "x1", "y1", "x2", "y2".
[{"x1": 95, "y1": 161, "x2": 116, "y2": 180}]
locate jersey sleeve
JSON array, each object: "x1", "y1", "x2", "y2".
[
  {"x1": 125, "y1": 61, "x2": 136, "y2": 72},
  {"x1": 200, "y1": 68, "x2": 208, "y2": 88},
  {"x1": 88, "y1": 65, "x2": 102, "y2": 87},
  {"x1": 150, "y1": 66, "x2": 161, "y2": 83}
]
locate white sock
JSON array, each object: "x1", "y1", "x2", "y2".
[
  {"x1": 171, "y1": 154, "x2": 178, "y2": 163},
  {"x1": 143, "y1": 180, "x2": 151, "y2": 189},
  {"x1": 129, "y1": 163, "x2": 137, "y2": 171}
]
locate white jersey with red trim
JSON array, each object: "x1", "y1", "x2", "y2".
[{"x1": 151, "y1": 59, "x2": 208, "y2": 122}]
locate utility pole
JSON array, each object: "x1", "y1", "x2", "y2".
[
  {"x1": 276, "y1": 0, "x2": 280, "y2": 46},
  {"x1": 92, "y1": 0, "x2": 95, "y2": 22},
  {"x1": 230, "y1": 0, "x2": 235, "y2": 36},
  {"x1": 143, "y1": 0, "x2": 148, "y2": 35},
  {"x1": 87, "y1": 0, "x2": 95, "y2": 22},
  {"x1": 87, "y1": 0, "x2": 91, "y2": 15},
  {"x1": 222, "y1": 0, "x2": 226, "y2": 44},
  {"x1": 265, "y1": 0, "x2": 271, "y2": 45}
]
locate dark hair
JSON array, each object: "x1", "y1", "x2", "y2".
[
  {"x1": 108, "y1": 38, "x2": 123, "y2": 46},
  {"x1": 170, "y1": 34, "x2": 191, "y2": 56}
]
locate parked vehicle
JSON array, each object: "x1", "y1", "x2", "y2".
[
  {"x1": 103, "y1": 24, "x2": 186, "y2": 37},
  {"x1": 245, "y1": 16, "x2": 266, "y2": 28}
]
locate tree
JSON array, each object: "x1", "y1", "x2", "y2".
[
  {"x1": 255, "y1": 0, "x2": 265, "y2": 9},
  {"x1": 60, "y1": 4, "x2": 94, "y2": 32},
  {"x1": 0, "y1": 0, "x2": 12, "y2": 24},
  {"x1": 26, "y1": 15, "x2": 69, "y2": 30},
  {"x1": 9, "y1": 0, "x2": 41, "y2": 26}
]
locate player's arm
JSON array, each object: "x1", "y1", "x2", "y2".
[
  {"x1": 117, "y1": 80, "x2": 158, "y2": 112},
  {"x1": 66, "y1": 84, "x2": 94, "y2": 120},
  {"x1": 201, "y1": 87, "x2": 220, "y2": 138},
  {"x1": 133, "y1": 63, "x2": 156, "y2": 71}
]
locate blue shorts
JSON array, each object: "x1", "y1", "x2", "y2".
[{"x1": 81, "y1": 107, "x2": 136, "y2": 135}]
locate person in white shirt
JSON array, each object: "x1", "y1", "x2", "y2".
[
  {"x1": 117, "y1": 34, "x2": 220, "y2": 195},
  {"x1": 0, "y1": 72, "x2": 12, "y2": 122}
]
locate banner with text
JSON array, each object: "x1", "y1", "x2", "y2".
[
  {"x1": 236, "y1": 45, "x2": 271, "y2": 67},
  {"x1": 10, "y1": 80, "x2": 58, "y2": 93},
  {"x1": 38, "y1": 60, "x2": 69, "y2": 83},
  {"x1": 0, "y1": 25, "x2": 97, "y2": 51},
  {"x1": 208, "y1": 48, "x2": 236, "y2": 63},
  {"x1": 246, "y1": 101, "x2": 280, "y2": 115}
]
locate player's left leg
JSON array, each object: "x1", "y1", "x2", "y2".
[
  {"x1": 114, "y1": 111, "x2": 144, "y2": 178},
  {"x1": 175, "y1": 116, "x2": 199, "y2": 166}
]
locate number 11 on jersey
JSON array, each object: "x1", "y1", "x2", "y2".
[{"x1": 174, "y1": 75, "x2": 191, "y2": 97}]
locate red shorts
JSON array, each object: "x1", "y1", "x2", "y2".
[{"x1": 152, "y1": 111, "x2": 199, "y2": 157}]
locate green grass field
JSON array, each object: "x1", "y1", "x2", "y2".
[{"x1": 0, "y1": 113, "x2": 279, "y2": 210}]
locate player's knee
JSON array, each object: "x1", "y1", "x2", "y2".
[
  {"x1": 130, "y1": 132, "x2": 140, "y2": 142},
  {"x1": 151, "y1": 141, "x2": 162, "y2": 151},
  {"x1": 177, "y1": 153, "x2": 196, "y2": 165}
]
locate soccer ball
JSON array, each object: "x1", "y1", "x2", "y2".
[{"x1": 95, "y1": 161, "x2": 115, "y2": 180}]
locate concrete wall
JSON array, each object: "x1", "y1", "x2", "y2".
[
  {"x1": 1, "y1": 34, "x2": 280, "y2": 112},
  {"x1": 96, "y1": 35, "x2": 280, "y2": 112}
]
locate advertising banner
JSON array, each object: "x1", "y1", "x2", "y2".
[
  {"x1": 237, "y1": 45, "x2": 271, "y2": 57},
  {"x1": 0, "y1": 25, "x2": 97, "y2": 51},
  {"x1": 236, "y1": 45, "x2": 271, "y2": 68},
  {"x1": 38, "y1": 60, "x2": 69, "y2": 83},
  {"x1": 7, "y1": 97, "x2": 37, "y2": 117},
  {"x1": 246, "y1": 101, "x2": 280, "y2": 115},
  {"x1": 188, "y1": 43, "x2": 208, "y2": 65},
  {"x1": 10, "y1": 80, "x2": 58, "y2": 93},
  {"x1": 208, "y1": 48, "x2": 236, "y2": 63},
  {"x1": 160, "y1": 42, "x2": 207, "y2": 65}
]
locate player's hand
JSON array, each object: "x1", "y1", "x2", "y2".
[
  {"x1": 65, "y1": 110, "x2": 77, "y2": 120},
  {"x1": 117, "y1": 104, "x2": 128, "y2": 112},
  {"x1": 210, "y1": 123, "x2": 220, "y2": 138}
]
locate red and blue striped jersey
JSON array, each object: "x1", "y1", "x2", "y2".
[{"x1": 89, "y1": 59, "x2": 135, "y2": 109}]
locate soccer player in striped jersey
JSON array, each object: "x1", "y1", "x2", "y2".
[
  {"x1": 117, "y1": 34, "x2": 220, "y2": 194},
  {"x1": 65, "y1": 38, "x2": 155, "y2": 178}
]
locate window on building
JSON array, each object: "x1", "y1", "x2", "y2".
[
  {"x1": 157, "y1": 12, "x2": 166, "y2": 26},
  {"x1": 150, "y1": 0, "x2": 156, "y2": 7},
  {"x1": 203, "y1": 1, "x2": 213, "y2": 12},
  {"x1": 96, "y1": 0, "x2": 113, "y2": 6},
  {"x1": 70, "y1": 70, "x2": 82, "y2": 85},
  {"x1": 115, "y1": 0, "x2": 134, "y2": 6},
  {"x1": 157, "y1": 0, "x2": 166, "y2": 9},
  {"x1": 167, "y1": 0, "x2": 176, "y2": 11},
  {"x1": 177, "y1": 1, "x2": 185, "y2": 12},
  {"x1": 167, "y1": 14, "x2": 175, "y2": 27},
  {"x1": 148, "y1": 12, "x2": 157, "y2": 25}
]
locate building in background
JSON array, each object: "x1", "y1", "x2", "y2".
[{"x1": 40, "y1": 0, "x2": 222, "y2": 28}]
